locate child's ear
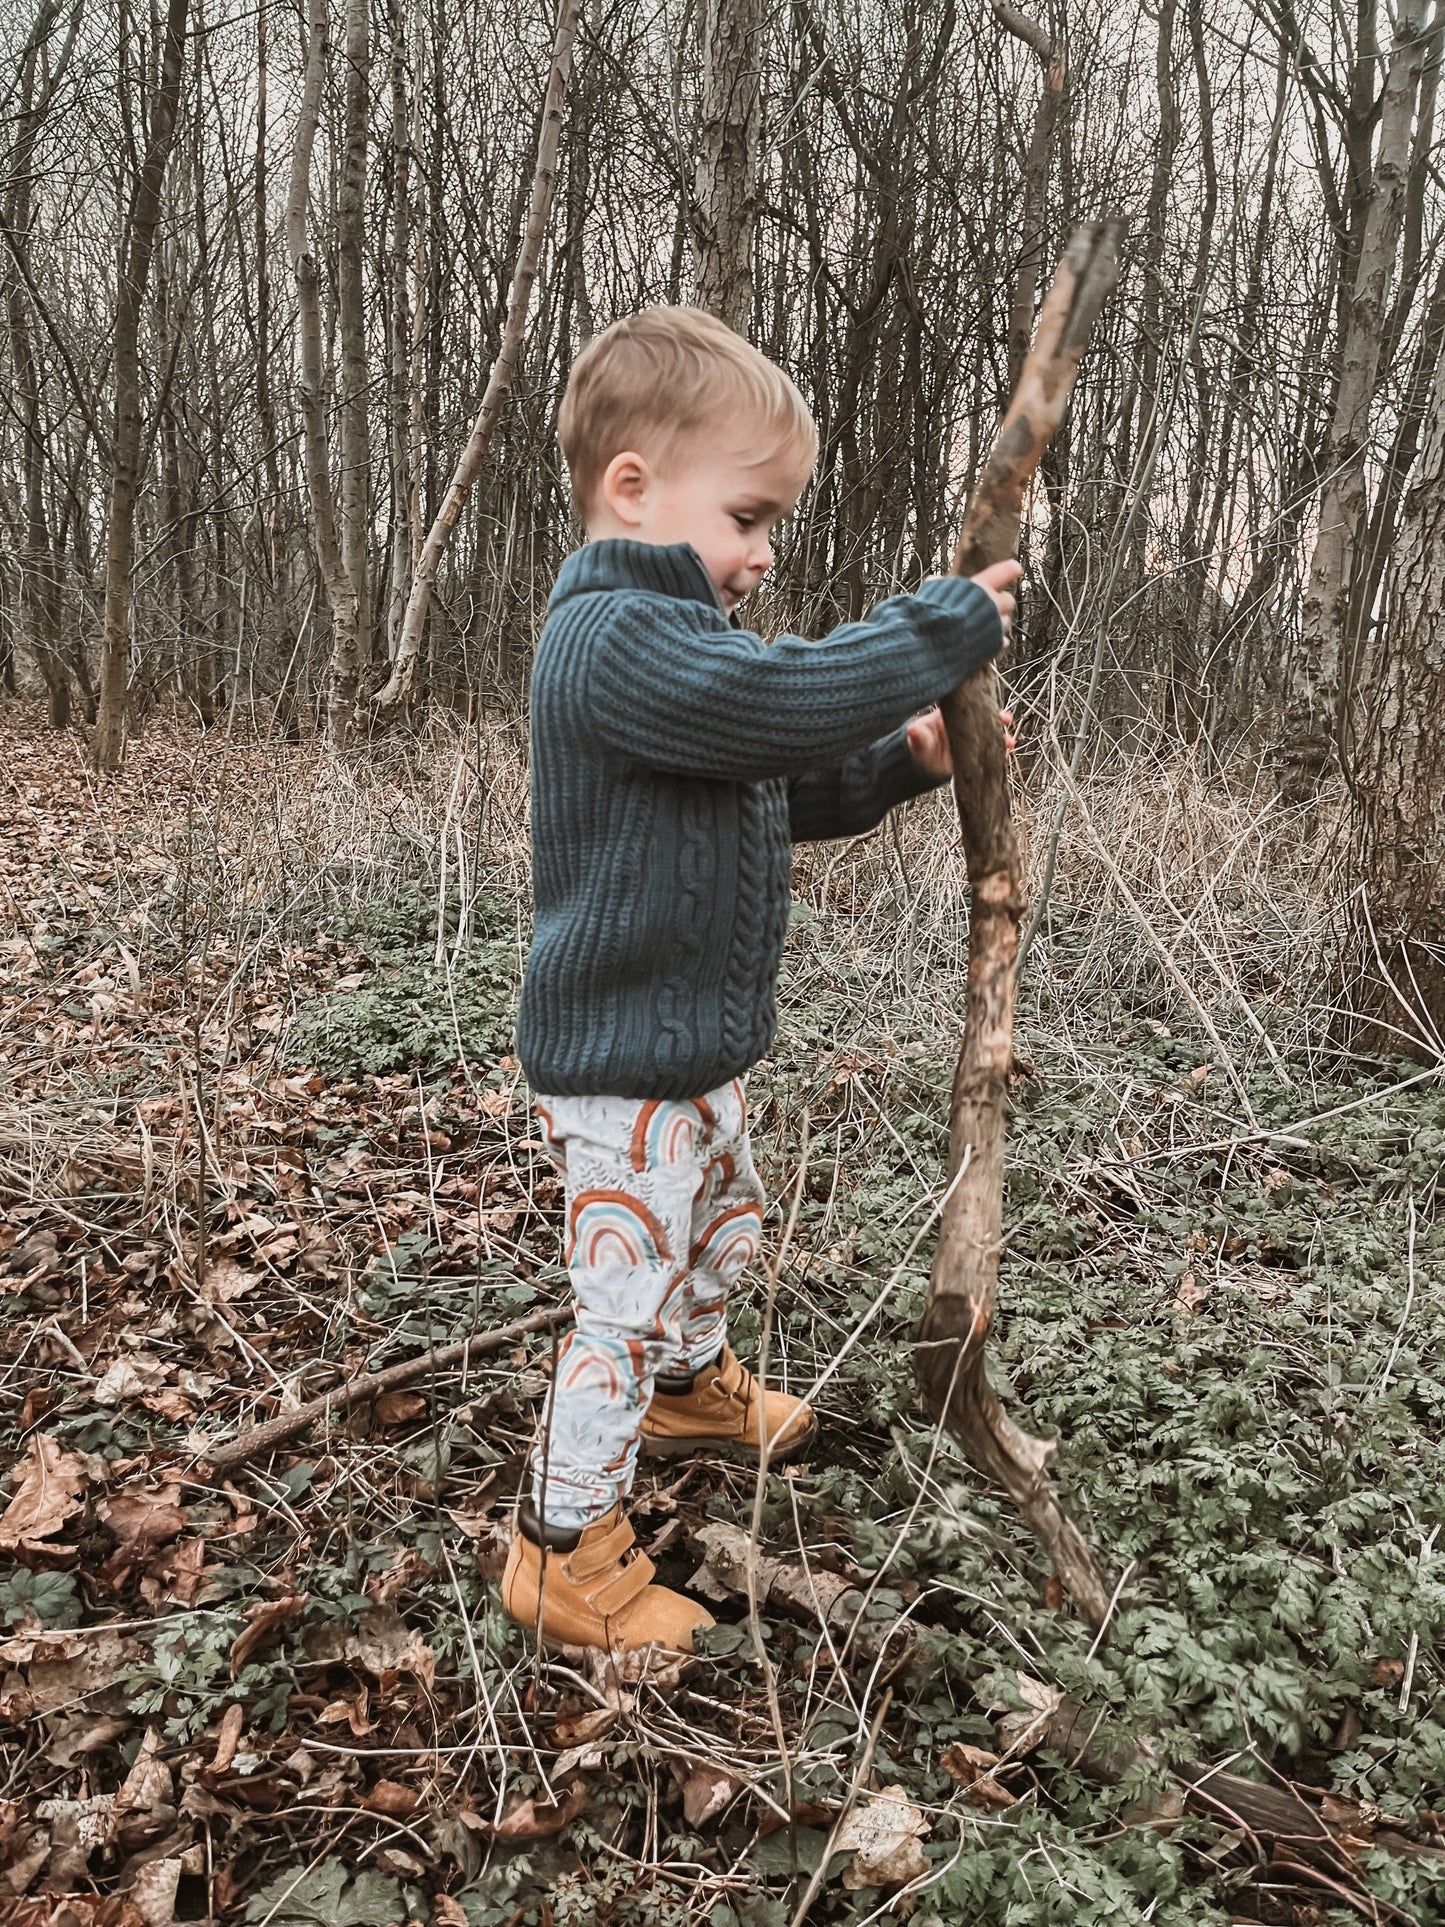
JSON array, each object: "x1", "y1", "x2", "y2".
[{"x1": 599, "y1": 450, "x2": 650, "y2": 527}]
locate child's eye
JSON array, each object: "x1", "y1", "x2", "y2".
[{"x1": 733, "y1": 513, "x2": 755, "y2": 531}]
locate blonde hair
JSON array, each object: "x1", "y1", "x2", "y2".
[{"x1": 558, "y1": 306, "x2": 817, "y2": 513}]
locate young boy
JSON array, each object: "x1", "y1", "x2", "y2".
[{"x1": 502, "y1": 306, "x2": 1018, "y2": 1655}]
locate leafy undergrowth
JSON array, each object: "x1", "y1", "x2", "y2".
[{"x1": 1, "y1": 705, "x2": 1443, "y2": 1926}]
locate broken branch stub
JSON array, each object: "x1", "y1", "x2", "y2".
[{"x1": 918, "y1": 220, "x2": 1123, "y2": 1629}]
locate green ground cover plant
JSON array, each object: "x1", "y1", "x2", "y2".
[{"x1": 1, "y1": 715, "x2": 1441, "y2": 1924}]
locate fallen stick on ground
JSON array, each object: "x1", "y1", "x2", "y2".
[
  {"x1": 199, "y1": 1303, "x2": 572, "y2": 1476},
  {"x1": 917, "y1": 220, "x2": 1123, "y2": 1628}
]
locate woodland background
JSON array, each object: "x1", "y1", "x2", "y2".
[{"x1": 3, "y1": 0, "x2": 1445, "y2": 1922}]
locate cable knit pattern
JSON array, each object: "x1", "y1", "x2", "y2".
[{"x1": 517, "y1": 539, "x2": 1002, "y2": 1099}]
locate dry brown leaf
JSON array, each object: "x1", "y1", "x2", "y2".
[
  {"x1": 139, "y1": 1388, "x2": 197, "y2": 1422},
  {"x1": 112, "y1": 1729, "x2": 173, "y2": 1827},
  {"x1": 372, "y1": 1390, "x2": 427, "y2": 1429},
  {"x1": 209, "y1": 1702, "x2": 244, "y2": 1774},
  {"x1": 681, "y1": 1762, "x2": 741, "y2": 1828},
  {"x1": 689, "y1": 1522, "x2": 860, "y2": 1626},
  {"x1": 100, "y1": 1485, "x2": 187, "y2": 1550},
  {"x1": 92, "y1": 1355, "x2": 168, "y2": 1407},
  {"x1": 318, "y1": 1688, "x2": 372, "y2": 1736},
  {"x1": 347, "y1": 1604, "x2": 436, "y2": 1688},
  {"x1": 200, "y1": 1257, "x2": 259, "y2": 1303},
  {"x1": 990, "y1": 1670, "x2": 1065, "y2": 1757},
  {"x1": 44, "y1": 1713, "x2": 133, "y2": 1769},
  {"x1": 229, "y1": 1593, "x2": 304, "y2": 1676},
  {"x1": 549, "y1": 1707, "x2": 617, "y2": 1749},
  {"x1": 13, "y1": 1629, "x2": 143, "y2": 1714},
  {"x1": 0, "y1": 1435, "x2": 90, "y2": 1552},
  {"x1": 835, "y1": 1785, "x2": 931, "y2": 1890},
  {"x1": 126, "y1": 1854, "x2": 182, "y2": 1926},
  {"x1": 363, "y1": 1779, "x2": 420, "y2": 1817},
  {"x1": 145, "y1": 1533, "x2": 206, "y2": 1608},
  {"x1": 432, "y1": 1898, "x2": 469, "y2": 1927},
  {"x1": 493, "y1": 1776, "x2": 589, "y2": 1841},
  {"x1": 941, "y1": 1743, "x2": 1016, "y2": 1809}
]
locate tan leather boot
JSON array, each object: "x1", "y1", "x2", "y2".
[
  {"x1": 640, "y1": 1344, "x2": 817, "y2": 1461},
  {"x1": 500, "y1": 1501, "x2": 713, "y2": 1654}
]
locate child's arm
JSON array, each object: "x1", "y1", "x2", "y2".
[
  {"x1": 787, "y1": 704, "x2": 1017, "y2": 842},
  {"x1": 580, "y1": 574, "x2": 1007, "y2": 780},
  {"x1": 787, "y1": 725, "x2": 939, "y2": 841}
]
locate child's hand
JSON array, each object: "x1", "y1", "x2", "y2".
[
  {"x1": 971, "y1": 559, "x2": 1022, "y2": 639},
  {"x1": 906, "y1": 704, "x2": 1016, "y2": 779}
]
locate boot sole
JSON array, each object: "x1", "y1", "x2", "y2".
[{"x1": 638, "y1": 1415, "x2": 819, "y2": 1463}]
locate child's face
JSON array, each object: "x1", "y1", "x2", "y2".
[{"x1": 590, "y1": 434, "x2": 811, "y2": 613}]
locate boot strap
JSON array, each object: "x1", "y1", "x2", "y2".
[
  {"x1": 591, "y1": 1549, "x2": 657, "y2": 1616},
  {"x1": 569, "y1": 1510, "x2": 637, "y2": 1581}
]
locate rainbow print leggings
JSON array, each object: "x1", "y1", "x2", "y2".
[{"x1": 529, "y1": 1079, "x2": 765, "y2": 1531}]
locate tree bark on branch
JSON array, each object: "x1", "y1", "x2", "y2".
[
  {"x1": 375, "y1": 0, "x2": 583, "y2": 711},
  {"x1": 916, "y1": 221, "x2": 1122, "y2": 1630}
]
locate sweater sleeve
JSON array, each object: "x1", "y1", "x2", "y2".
[
  {"x1": 787, "y1": 724, "x2": 944, "y2": 842},
  {"x1": 582, "y1": 576, "x2": 1002, "y2": 780}
]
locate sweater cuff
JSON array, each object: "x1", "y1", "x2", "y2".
[
  {"x1": 911, "y1": 575, "x2": 1005, "y2": 668},
  {"x1": 872, "y1": 722, "x2": 947, "y2": 807}
]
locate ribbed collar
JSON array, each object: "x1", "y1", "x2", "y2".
[{"x1": 550, "y1": 538, "x2": 724, "y2": 612}]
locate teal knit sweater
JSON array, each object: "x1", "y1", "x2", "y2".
[{"x1": 517, "y1": 539, "x2": 1002, "y2": 1099}]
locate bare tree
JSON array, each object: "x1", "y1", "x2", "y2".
[
  {"x1": 288, "y1": 0, "x2": 361, "y2": 746},
  {"x1": 1351, "y1": 331, "x2": 1445, "y2": 1044},
  {"x1": 991, "y1": 2, "x2": 1066, "y2": 397},
  {"x1": 338, "y1": 0, "x2": 374, "y2": 669},
  {"x1": 1281, "y1": 0, "x2": 1434, "y2": 801},
  {"x1": 376, "y1": 0, "x2": 584, "y2": 710},
  {"x1": 92, "y1": 0, "x2": 190, "y2": 770},
  {"x1": 695, "y1": 0, "x2": 765, "y2": 331}
]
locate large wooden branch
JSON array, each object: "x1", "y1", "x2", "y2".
[
  {"x1": 198, "y1": 1303, "x2": 571, "y2": 1477},
  {"x1": 917, "y1": 221, "x2": 1123, "y2": 1629}
]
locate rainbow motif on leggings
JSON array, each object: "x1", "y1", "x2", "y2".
[
  {"x1": 629, "y1": 1097, "x2": 717, "y2": 1172},
  {"x1": 690, "y1": 1201, "x2": 762, "y2": 1277},
  {"x1": 567, "y1": 1189, "x2": 674, "y2": 1267}
]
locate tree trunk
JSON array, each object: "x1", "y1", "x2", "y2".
[
  {"x1": 338, "y1": 0, "x2": 374, "y2": 670},
  {"x1": 93, "y1": 0, "x2": 191, "y2": 772},
  {"x1": 376, "y1": 0, "x2": 583, "y2": 711},
  {"x1": 1351, "y1": 333, "x2": 1445, "y2": 1047},
  {"x1": 917, "y1": 222, "x2": 1122, "y2": 1629},
  {"x1": 694, "y1": 0, "x2": 764, "y2": 333},
  {"x1": 288, "y1": 0, "x2": 361, "y2": 749},
  {"x1": 386, "y1": 0, "x2": 416, "y2": 661},
  {"x1": 991, "y1": 3, "x2": 1065, "y2": 399},
  {"x1": 1280, "y1": 0, "x2": 1433, "y2": 802},
  {"x1": 4, "y1": 3, "x2": 74, "y2": 731}
]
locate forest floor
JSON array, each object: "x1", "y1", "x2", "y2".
[{"x1": 1, "y1": 701, "x2": 1444, "y2": 1927}]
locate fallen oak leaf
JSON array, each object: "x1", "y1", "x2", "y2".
[
  {"x1": 0, "y1": 1435, "x2": 90, "y2": 1553},
  {"x1": 549, "y1": 1707, "x2": 617, "y2": 1749},
  {"x1": 371, "y1": 1391, "x2": 427, "y2": 1430},
  {"x1": 834, "y1": 1785, "x2": 931, "y2": 1891},
  {"x1": 493, "y1": 1776, "x2": 589, "y2": 1841},
  {"x1": 681, "y1": 1762, "x2": 741, "y2": 1829},
  {"x1": 363, "y1": 1779, "x2": 420, "y2": 1817},
  {"x1": 941, "y1": 1742, "x2": 1017, "y2": 1809},
  {"x1": 99, "y1": 1484, "x2": 188, "y2": 1552},
  {"x1": 229, "y1": 1593, "x2": 305, "y2": 1677}
]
